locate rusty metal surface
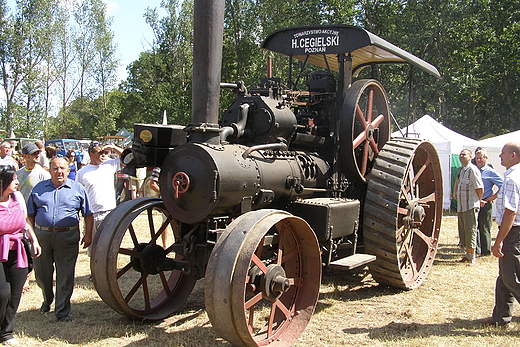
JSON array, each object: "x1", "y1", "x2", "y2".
[
  {"x1": 363, "y1": 138, "x2": 443, "y2": 290},
  {"x1": 205, "y1": 210, "x2": 321, "y2": 346},
  {"x1": 91, "y1": 198, "x2": 196, "y2": 320}
]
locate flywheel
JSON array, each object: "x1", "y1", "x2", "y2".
[{"x1": 363, "y1": 138, "x2": 443, "y2": 290}]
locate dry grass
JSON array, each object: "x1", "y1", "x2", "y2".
[{"x1": 14, "y1": 215, "x2": 520, "y2": 346}]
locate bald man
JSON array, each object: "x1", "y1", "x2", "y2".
[
  {"x1": 27, "y1": 158, "x2": 93, "y2": 322},
  {"x1": 484, "y1": 143, "x2": 520, "y2": 326}
]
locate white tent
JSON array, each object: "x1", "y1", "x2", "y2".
[
  {"x1": 392, "y1": 115, "x2": 479, "y2": 209},
  {"x1": 470, "y1": 130, "x2": 520, "y2": 178}
]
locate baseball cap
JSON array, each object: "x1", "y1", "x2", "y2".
[{"x1": 22, "y1": 143, "x2": 41, "y2": 155}]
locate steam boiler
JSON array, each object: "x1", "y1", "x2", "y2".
[{"x1": 90, "y1": 0, "x2": 443, "y2": 345}]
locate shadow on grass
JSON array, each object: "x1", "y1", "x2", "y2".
[
  {"x1": 16, "y1": 299, "x2": 229, "y2": 346},
  {"x1": 314, "y1": 266, "x2": 401, "y2": 315},
  {"x1": 342, "y1": 317, "x2": 520, "y2": 340}
]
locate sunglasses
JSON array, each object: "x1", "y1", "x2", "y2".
[{"x1": 96, "y1": 150, "x2": 110, "y2": 155}]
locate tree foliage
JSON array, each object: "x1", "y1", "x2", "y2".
[
  {"x1": 1, "y1": 0, "x2": 520, "y2": 141},
  {"x1": 0, "y1": 0, "x2": 118, "y2": 140}
]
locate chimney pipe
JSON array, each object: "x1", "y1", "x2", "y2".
[{"x1": 188, "y1": 0, "x2": 225, "y2": 144}]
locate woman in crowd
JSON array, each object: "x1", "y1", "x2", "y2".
[
  {"x1": 44, "y1": 146, "x2": 56, "y2": 163},
  {"x1": 0, "y1": 165, "x2": 41, "y2": 345},
  {"x1": 65, "y1": 150, "x2": 78, "y2": 180}
]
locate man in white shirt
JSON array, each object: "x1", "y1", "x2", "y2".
[
  {"x1": 76, "y1": 144, "x2": 123, "y2": 255},
  {"x1": 0, "y1": 141, "x2": 18, "y2": 169}
]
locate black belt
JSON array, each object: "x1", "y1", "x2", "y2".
[{"x1": 36, "y1": 224, "x2": 79, "y2": 232}]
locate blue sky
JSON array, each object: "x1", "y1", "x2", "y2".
[
  {"x1": 104, "y1": 0, "x2": 165, "y2": 81},
  {"x1": 5, "y1": 0, "x2": 165, "y2": 81}
]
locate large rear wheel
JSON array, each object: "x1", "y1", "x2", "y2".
[
  {"x1": 205, "y1": 210, "x2": 321, "y2": 346},
  {"x1": 363, "y1": 138, "x2": 443, "y2": 290}
]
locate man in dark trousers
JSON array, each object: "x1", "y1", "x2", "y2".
[
  {"x1": 484, "y1": 142, "x2": 520, "y2": 326},
  {"x1": 27, "y1": 158, "x2": 93, "y2": 322}
]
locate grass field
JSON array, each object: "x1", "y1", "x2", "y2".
[{"x1": 13, "y1": 215, "x2": 520, "y2": 346}]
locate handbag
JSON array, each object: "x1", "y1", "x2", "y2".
[{"x1": 21, "y1": 238, "x2": 34, "y2": 273}]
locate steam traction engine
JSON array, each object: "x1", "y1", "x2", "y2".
[{"x1": 91, "y1": 1, "x2": 443, "y2": 346}]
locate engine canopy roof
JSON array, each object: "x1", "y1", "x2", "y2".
[{"x1": 262, "y1": 25, "x2": 441, "y2": 79}]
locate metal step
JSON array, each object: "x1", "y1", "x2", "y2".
[{"x1": 328, "y1": 253, "x2": 376, "y2": 270}]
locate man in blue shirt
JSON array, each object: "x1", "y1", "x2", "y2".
[
  {"x1": 475, "y1": 148, "x2": 503, "y2": 256},
  {"x1": 27, "y1": 158, "x2": 93, "y2": 322}
]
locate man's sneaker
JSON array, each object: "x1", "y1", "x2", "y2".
[{"x1": 467, "y1": 258, "x2": 477, "y2": 266}]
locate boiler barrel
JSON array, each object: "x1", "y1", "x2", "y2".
[{"x1": 159, "y1": 143, "x2": 330, "y2": 223}]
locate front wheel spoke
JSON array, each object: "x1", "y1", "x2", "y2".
[
  {"x1": 154, "y1": 213, "x2": 173, "y2": 242},
  {"x1": 128, "y1": 224, "x2": 139, "y2": 246},
  {"x1": 117, "y1": 262, "x2": 133, "y2": 279},
  {"x1": 159, "y1": 271, "x2": 172, "y2": 296},
  {"x1": 119, "y1": 248, "x2": 138, "y2": 257},
  {"x1": 275, "y1": 298, "x2": 292, "y2": 318},
  {"x1": 281, "y1": 247, "x2": 298, "y2": 265},
  {"x1": 251, "y1": 254, "x2": 269, "y2": 274},
  {"x1": 245, "y1": 291, "x2": 264, "y2": 311},
  {"x1": 124, "y1": 273, "x2": 148, "y2": 304},
  {"x1": 147, "y1": 208, "x2": 156, "y2": 239},
  {"x1": 142, "y1": 278, "x2": 151, "y2": 310},
  {"x1": 277, "y1": 229, "x2": 285, "y2": 266}
]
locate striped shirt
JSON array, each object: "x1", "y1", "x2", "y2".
[
  {"x1": 456, "y1": 163, "x2": 483, "y2": 212},
  {"x1": 496, "y1": 164, "x2": 520, "y2": 226},
  {"x1": 150, "y1": 167, "x2": 161, "y2": 182}
]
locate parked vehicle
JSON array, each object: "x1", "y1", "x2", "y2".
[{"x1": 45, "y1": 139, "x2": 80, "y2": 158}]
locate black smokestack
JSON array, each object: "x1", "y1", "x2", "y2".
[{"x1": 189, "y1": 0, "x2": 225, "y2": 143}]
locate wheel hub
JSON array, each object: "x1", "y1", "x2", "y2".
[
  {"x1": 139, "y1": 244, "x2": 168, "y2": 275},
  {"x1": 366, "y1": 124, "x2": 374, "y2": 141},
  {"x1": 131, "y1": 243, "x2": 149, "y2": 273},
  {"x1": 261, "y1": 264, "x2": 291, "y2": 301},
  {"x1": 404, "y1": 199, "x2": 426, "y2": 228}
]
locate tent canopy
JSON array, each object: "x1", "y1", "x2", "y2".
[{"x1": 392, "y1": 115, "x2": 479, "y2": 151}]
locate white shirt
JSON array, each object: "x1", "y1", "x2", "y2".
[{"x1": 76, "y1": 158, "x2": 120, "y2": 213}]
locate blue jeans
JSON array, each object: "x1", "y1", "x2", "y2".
[{"x1": 492, "y1": 226, "x2": 520, "y2": 324}]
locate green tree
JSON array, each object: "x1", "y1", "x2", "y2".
[
  {"x1": 121, "y1": 0, "x2": 193, "y2": 126},
  {"x1": 0, "y1": 0, "x2": 59, "y2": 137}
]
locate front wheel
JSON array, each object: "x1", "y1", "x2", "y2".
[
  {"x1": 91, "y1": 198, "x2": 196, "y2": 320},
  {"x1": 205, "y1": 209, "x2": 322, "y2": 346}
]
